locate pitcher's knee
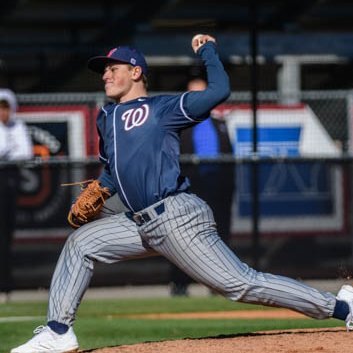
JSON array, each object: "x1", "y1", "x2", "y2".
[
  {"x1": 64, "y1": 227, "x2": 93, "y2": 257},
  {"x1": 212, "y1": 266, "x2": 260, "y2": 301},
  {"x1": 211, "y1": 280, "x2": 251, "y2": 301}
]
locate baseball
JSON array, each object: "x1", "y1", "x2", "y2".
[
  {"x1": 191, "y1": 34, "x2": 204, "y2": 46},
  {"x1": 191, "y1": 34, "x2": 206, "y2": 53},
  {"x1": 192, "y1": 34, "x2": 204, "y2": 43}
]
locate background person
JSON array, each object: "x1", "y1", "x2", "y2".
[{"x1": 0, "y1": 88, "x2": 33, "y2": 302}]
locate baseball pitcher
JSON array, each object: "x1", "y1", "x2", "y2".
[{"x1": 11, "y1": 34, "x2": 353, "y2": 353}]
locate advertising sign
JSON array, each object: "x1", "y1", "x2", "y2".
[{"x1": 223, "y1": 104, "x2": 346, "y2": 236}]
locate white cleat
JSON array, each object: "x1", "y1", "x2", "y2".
[
  {"x1": 336, "y1": 284, "x2": 353, "y2": 331},
  {"x1": 11, "y1": 325, "x2": 79, "y2": 353}
]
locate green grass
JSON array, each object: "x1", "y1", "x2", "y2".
[{"x1": 0, "y1": 296, "x2": 342, "y2": 353}]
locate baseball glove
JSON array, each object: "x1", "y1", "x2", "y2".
[{"x1": 66, "y1": 179, "x2": 111, "y2": 229}]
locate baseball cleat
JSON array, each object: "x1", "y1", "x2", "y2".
[
  {"x1": 336, "y1": 284, "x2": 353, "y2": 331},
  {"x1": 10, "y1": 325, "x2": 79, "y2": 353}
]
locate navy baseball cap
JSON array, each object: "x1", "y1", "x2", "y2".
[{"x1": 88, "y1": 46, "x2": 148, "y2": 75}]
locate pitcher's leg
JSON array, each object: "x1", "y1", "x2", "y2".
[
  {"x1": 146, "y1": 193, "x2": 336, "y2": 319},
  {"x1": 48, "y1": 214, "x2": 156, "y2": 325}
]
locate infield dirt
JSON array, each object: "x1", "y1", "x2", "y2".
[
  {"x1": 90, "y1": 310, "x2": 348, "y2": 353},
  {"x1": 91, "y1": 327, "x2": 348, "y2": 353}
]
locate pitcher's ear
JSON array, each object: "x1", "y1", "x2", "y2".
[{"x1": 132, "y1": 66, "x2": 143, "y2": 80}]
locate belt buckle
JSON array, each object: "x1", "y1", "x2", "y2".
[
  {"x1": 132, "y1": 214, "x2": 143, "y2": 226},
  {"x1": 132, "y1": 213, "x2": 151, "y2": 226},
  {"x1": 132, "y1": 203, "x2": 165, "y2": 226}
]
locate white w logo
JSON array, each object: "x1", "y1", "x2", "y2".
[{"x1": 121, "y1": 104, "x2": 149, "y2": 131}]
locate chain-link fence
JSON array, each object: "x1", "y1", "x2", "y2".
[{"x1": 17, "y1": 89, "x2": 351, "y2": 150}]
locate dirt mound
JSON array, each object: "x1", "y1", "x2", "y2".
[{"x1": 90, "y1": 327, "x2": 348, "y2": 353}]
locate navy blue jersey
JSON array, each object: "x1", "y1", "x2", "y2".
[{"x1": 97, "y1": 42, "x2": 230, "y2": 212}]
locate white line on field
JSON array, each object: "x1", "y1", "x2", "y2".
[{"x1": 0, "y1": 316, "x2": 44, "y2": 323}]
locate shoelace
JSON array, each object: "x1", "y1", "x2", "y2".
[
  {"x1": 346, "y1": 317, "x2": 353, "y2": 331},
  {"x1": 33, "y1": 325, "x2": 46, "y2": 335},
  {"x1": 344, "y1": 301, "x2": 353, "y2": 331}
]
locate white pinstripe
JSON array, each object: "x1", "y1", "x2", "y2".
[{"x1": 48, "y1": 193, "x2": 336, "y2": 325}]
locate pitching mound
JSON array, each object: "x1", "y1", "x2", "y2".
[{"x1": 90, "y1": 327, "x2": 348, "y2": 353}]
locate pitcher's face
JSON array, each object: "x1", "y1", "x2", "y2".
[{"x1": 102, "y1": 63, "x2": 145, "y2": 103}]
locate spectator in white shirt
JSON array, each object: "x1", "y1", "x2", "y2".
[
  {"x1": 0, "y1": 89, "x2": 33, "y2": 301},
  {"x1": 0, "y1": 89, "x2": 33, "y2": 160}
]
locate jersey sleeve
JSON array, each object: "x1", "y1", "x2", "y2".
[
  {"x1": 96, "y1": 108, "x2": 117, "y2": 195},
  {"x1": 96, "y1": 108, "x2": 108, "y2": 163},
  {"x1": 183, "y1": 42, "x2": 230, "y2": 119},
  {"x1": 159, "y1": 41, "x2": 230, "y2": 130},
  {"x1": 156, "y1": 93, "x2": 199, "y2": 130},
  {"x1": 98, "y1": 167, "x2": 117, "y2": 196}
]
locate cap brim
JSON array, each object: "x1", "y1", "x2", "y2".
[{"x1": 87, "y1": 56, "x2": 129, "y2": 74}]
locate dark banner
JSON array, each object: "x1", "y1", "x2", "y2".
[{"x1": 15, "y1": 106, "x2": 95, "y2": 241}]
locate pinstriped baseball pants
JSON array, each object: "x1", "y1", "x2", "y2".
[{"x1": 48, "y1": 192, "x2": 336, "y2": 326}]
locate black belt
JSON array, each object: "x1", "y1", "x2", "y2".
[{"x1": 126, "y1": 202, "x2": 165, "y2": 226}]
